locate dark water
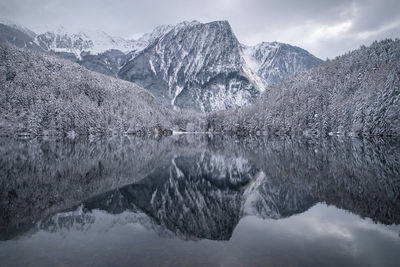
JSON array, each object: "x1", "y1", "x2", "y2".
[{"x1": 0, "y1": 135, "x2": 399, "y2": 267}]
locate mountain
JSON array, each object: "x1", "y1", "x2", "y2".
[
  {"x1": 0, "y1": 21, "x2": 133, "y2": 77},
  {"x1": 35, "y1": 27, "x2": 139, "y2": 58},
  {"x1": 207, "y1": 39, "x2": 400, "y2": 137},
  {"x1": 119, "y1": 21, "x2": 322, "y2": 112},
  {"x1": 33, "y1": 27, "x2": 140, "y2": 77},
  {"x1": 243, "y1": 42, "x2": 323, "y2": 84},
  {"x1": 119, "y1": 21, "x2": 264, "y2": 112},
  {"x1": 0, "y1": 19, "x2": 322, "y2": 112}
]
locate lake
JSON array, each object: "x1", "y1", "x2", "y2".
[{"x1": 0, "y1": 134, "x2": 399, "y2": 267}]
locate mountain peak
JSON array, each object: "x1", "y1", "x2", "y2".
[
  {"x1": 176, "y1": 20, "x2": 201, "y2": 27},
  {"x1": 206, "y1": 20, "x2": 231, "y2": 27}
]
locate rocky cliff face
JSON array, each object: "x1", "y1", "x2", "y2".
[{"x1": 119, "y1": 21, "x2": 263, "y2": 112}]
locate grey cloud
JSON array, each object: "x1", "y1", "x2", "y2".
[
  {"x1": 349, "y1": 0, "x2": 400, "y2": 32},
  {"x1": 0, "y1": 0, "x2": 398, "y2": 58}
]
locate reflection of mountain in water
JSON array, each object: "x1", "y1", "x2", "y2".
[
  {"x1": 0, "y1": 135, "x2": 399, "y2": 241},
  {"x1": 28, "y1": 153, "x2": 315, "y2": 241}
]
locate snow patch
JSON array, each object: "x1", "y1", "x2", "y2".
[
  {"x1": 149, "y1": 59, "x2": 157, "y2": 75},
  {"x1": 171, "y1": 85, "x2": 184, "y2": 106}
]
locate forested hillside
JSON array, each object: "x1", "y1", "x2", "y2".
[
  {"x1": 207, "y1": 39, "x2": 400, "y2": 136},
  {"x1": 0, "y1": 41, "x2": 204, "y2": 136}
]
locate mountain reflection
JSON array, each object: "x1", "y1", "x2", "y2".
[{"x1": 0, "y1": 135, "x2": 399, "y2": 241}]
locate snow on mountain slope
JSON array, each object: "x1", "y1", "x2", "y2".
[
  {"x1": 242, "y1": 42, "x2": 323, "y2": 84},
  {"x1": 119, "y1": 20, "x2": 262, "y2": 112},
  {"x1": 35, "y1": 26, "x2": 139, "y2": 59}
]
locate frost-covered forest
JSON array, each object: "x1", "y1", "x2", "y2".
[
  {"x1": 207, "y1": 39, "x2": 400, "y2": 136},
  {"x1": 0, "y1": 40, "x2": 205, "y2": 136}
]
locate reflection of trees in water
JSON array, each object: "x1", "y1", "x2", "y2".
[
  {"x1": 234, "y1": 137, "x2": 400, "y2": 225},
  {"x1": 1, "y1": 135, "x2": 399, "y2": 241},
  {"x1": 0, "y1": 135, "x2": 207, "y2": 237}
]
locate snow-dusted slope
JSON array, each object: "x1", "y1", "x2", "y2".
[
  {"x1": 0, "y1": 19, "x2": 41, "y2": 50},
  {"x1": 35, "y1": 27, "x2": 140, "y2": 59},
  {"x1": 242, "y1": 42, "x2": 323, "y2": 84},
  {"x1": 119, "y1": 20, "x2": 262, "y2": 112},
  {"x1": 127, "y1": 24, "x2": 174, "y2": 58}
]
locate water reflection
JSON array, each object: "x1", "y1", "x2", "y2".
[{"x1": 0, "y1": 135, "x2": 399, "y2": 266}]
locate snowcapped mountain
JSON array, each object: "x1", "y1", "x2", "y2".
[
  {"x1": 119, "y1": 20, "x2": 322, "y2": 112},
  {"x1": 119, "y1": 20, "x2": 263, "y2": 112},
  {"x1": 30, "y1": 25, "x2": 176, "y2": 77},
  {"x1": 243, "y1": 42, "x2": 323, "y2": 84},
  {"x1": 35, "y1": 26, "x2": 139, "y2": 59}
]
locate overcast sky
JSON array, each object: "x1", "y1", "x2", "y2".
[{"x1": 0, "y1": 0, "x2": 399, "y2": 58}]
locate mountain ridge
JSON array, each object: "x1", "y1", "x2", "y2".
[{"x1": 0, "y1": 18, "x2": 322, "y2": 112}]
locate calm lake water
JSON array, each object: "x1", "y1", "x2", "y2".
[{"x1": 1, "y1": 135, "x2": 399, "y2": 267}]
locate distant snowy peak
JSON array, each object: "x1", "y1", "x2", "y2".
[
  {"x1": 35, "y1": 26, "x2": 139, "y2": 58},
  {"x1": 242, "y1": 41, "x2": 323, "y2": 84},
  {"x1": 33, "y1": 22, "x2": 190, "y2": 60}
]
